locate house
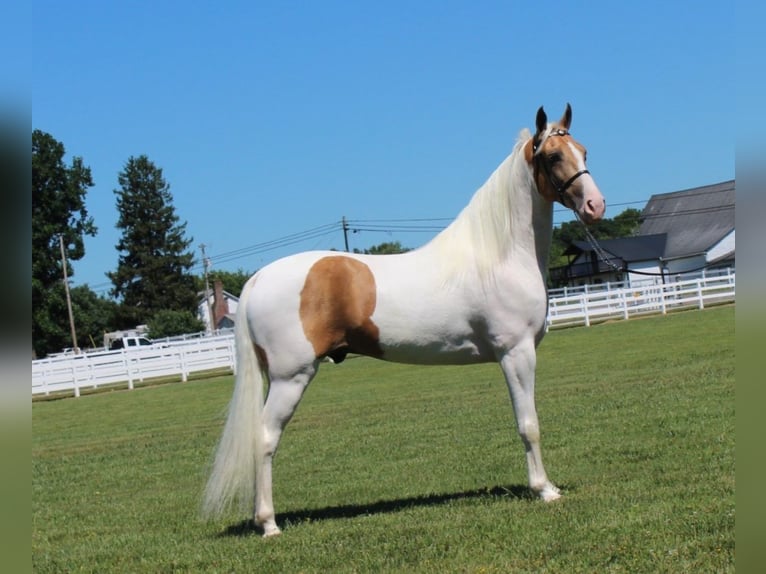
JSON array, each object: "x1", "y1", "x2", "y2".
[
  {"x1": 551, "y1": 233, "x2": 668, "y2": 287},
  {"x1": 551, "y1": 180, "x2": 734, "y2": 287},
  {"x1": 198, "y1": 280, "x2": 239, "y2": 332},
  {"x1": 638, "y1": 179, "x2": 734, "y2": 275}
]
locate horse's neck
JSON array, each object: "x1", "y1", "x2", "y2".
[
  {"x1": 527, "y1": 195, "x2": 554, "y2": 276},
  {"x1": 496, "y1": 151, "x2": 554, "y2": 275},
  {"x1": 421, "y1": 149, "x2": 554, "y2": 283}
]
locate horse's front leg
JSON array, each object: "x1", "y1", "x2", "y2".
[{"x1": 498, "y1": 338, "x2": 561, "y2": 501}]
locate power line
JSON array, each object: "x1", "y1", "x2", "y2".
[
  {"x1": 638, "y1": 204, "x2": 735, "y2": 220},
  {"x1": 79, "y1": 192, "x2": 733, "y2": 290},
  {"x1": 199, "y1": 203, "x2": 734, "y2": 268},
  {"x1": 203, "y1": 222, "x2": 343, "y2": 267},
  {"x1": 350, "y1": 224, "x2": 448, "y2": 233},
  {"x1": 346, "y1": 217, "x2": 454, "y2": 224}
]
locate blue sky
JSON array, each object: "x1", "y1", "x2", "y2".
[{"x1": 31, "y1": 0, "x2": 734, "y2": 294}]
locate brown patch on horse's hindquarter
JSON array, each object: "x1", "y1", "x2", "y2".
[{"x1": 299, "y1": 256, "x2": 383, "y2": 360}]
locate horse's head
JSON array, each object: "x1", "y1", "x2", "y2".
[{"x1": 526, "y1": 104, "x2": 606, "y2": 224}]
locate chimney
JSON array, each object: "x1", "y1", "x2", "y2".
[{"x1": 212, "y1": 280, "x2": 228, "y2": 329}]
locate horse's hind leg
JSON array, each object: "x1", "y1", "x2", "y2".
[
  {"x1": 499, "y1": 339, "x2": 561, "y2": 501},
  {"x1": 255, "y1": 364, "x2": 318, "y2": 537}
]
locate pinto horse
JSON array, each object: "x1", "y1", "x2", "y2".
[{"x1": 203, "y1": 104, "x2": 605, "y2": 536}]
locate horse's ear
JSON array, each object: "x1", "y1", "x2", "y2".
[
  {"x1": 559, "y1": 103, "x2": 572, "y2": 131},
  {"x1": 535, "y1": 106, "x2": 547, "y2": 135}
]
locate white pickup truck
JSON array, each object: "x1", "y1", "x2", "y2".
[{"x1": 108, "y1": 335, "x2": 155, "y2": 351}]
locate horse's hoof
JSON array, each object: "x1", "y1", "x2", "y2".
[
  {"x1": 262, "y1": 525, "x2": 282, "y2": 538},
  {"x1": 540, "y1": 485, "x2": 562, "y2": 502}
]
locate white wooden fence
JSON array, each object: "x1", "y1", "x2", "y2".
[
  {"x1": 546, "y1": 273, "x2": 735, "y2": 329},
  {"x1": 32, "y1": 334, "x2": 236, "y2": 398},
  {"x1": 32, "y1": 273, "x2": 734, "y2": 398}
]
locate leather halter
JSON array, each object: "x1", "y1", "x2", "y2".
[{"x1": 533, "y1": 128, "x2": 590, "y2": 207}]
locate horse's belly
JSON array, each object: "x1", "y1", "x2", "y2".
[
  {"x1": 372, "y1": 303, "x2": 495, "y2": 365},
  {"x1": 377, "y1": 337, "x2": 495, "y2": 365}
]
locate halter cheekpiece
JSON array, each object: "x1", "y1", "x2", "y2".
[{"x1": 533, "y1": 128, "x2": 590, "y2": 207}]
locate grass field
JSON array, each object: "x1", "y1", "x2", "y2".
[{"x1": 32, "y1": 306, "x2": 734, "y2": 573}]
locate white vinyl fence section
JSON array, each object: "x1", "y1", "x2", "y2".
[
  {"x1": 32, "y1": 273, "x2": 734, "y2": 398},
  {"x1": 546, "y1": 273, "x2": 735, "y2": 329},
  {"x1": 32, "y1": 334, "x2": 236, "y2": 397}
]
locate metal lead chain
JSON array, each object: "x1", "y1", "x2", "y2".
[{"x1": 574, "y1": 211, "x2": 624, "y2": 272}]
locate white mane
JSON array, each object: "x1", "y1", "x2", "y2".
[{"x1": 424, "y1": 128, "x2": 541, "y2": 281}]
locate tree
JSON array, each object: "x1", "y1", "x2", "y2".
[
  {"x1": 108, "y1": 155, "x2": 197, "y2": 327},
  {"x1": 147, "y1": 310, "x2": 204, "y2": 339},
  {"x1": 207, "y1": 268, "x2": 253, "y2": 297},
  {"x1": 69, "y1": 285, "x2": 118, "y2": 350},
  {"x1": 611, "y1": 208, "x2": 642, "y2": 236},
  {"x1": 549, "y1": 208, "x2": 642, "y2": 268},
  {"x1": 32, "y1": 130, "x2": 96, "y2": 357},
  {"x1": 354, "y1": 241, "x2": 412, "y2": 255}
]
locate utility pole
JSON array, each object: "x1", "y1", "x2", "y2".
[
  {"x1": 200, "y1": 243, "x2": 215, "y2": 335},
  {"x1": 342, "y1": 216, "x2": 350, "y2": 252},
  {"x1": 59, "y1": 235, "x2": 80, "y2": 354}
]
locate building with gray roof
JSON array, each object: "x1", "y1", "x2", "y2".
[{"x1": 552, "y1": 180, "x2": 734, "y2": 286}]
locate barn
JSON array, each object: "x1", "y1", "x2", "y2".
[{"x1": 553, "y1": 180, "x2": 734, "y2": 287}]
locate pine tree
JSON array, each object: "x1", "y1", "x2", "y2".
[{"x1": 108, "y1": 155, "x2": 197, "y2": 327}]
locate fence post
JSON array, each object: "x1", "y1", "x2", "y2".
[
  {"x1": 697, "y1": 279, "x2": 704, "y2": 310},
  {"x1": 72, "y1": 363, "x2": 80, "y2": 398},
  {"x1": 660, "y1": 284, "x2": 667, "y2": 315},
  {"x1": 85, "y1": 354, "x2": 95, "y2": 392},
  {"x1": 125, "y1": 353, "x2": 134, "y2": 390},
  {"x1": 180, "y1": 347, "x2": 188, "y2": 383},
  {"x1": 229, "y1": 338, "x2": 237, "y2": 375},
  {"x1": 621, "y1": 290, "x2": 629, "y2": 320},
  {"x1": 581, "y1": 295, "x2": 590, "y2": 327}
]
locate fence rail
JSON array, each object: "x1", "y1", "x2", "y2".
[{"x1": 32, "y1": 273, "x2": 735, "y2": 397}]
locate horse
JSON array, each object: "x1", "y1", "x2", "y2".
[{"x1": 203, "y1": 104, "x2": 606, "y2": 537}]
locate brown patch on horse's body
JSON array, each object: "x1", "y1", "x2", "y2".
[{"x1": 299, "y1": 256, "x2": 383, "y2": 361}]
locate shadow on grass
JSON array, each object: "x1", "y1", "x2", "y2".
[{"x1": 219, "y1": 483, "x2": 564, "y2": 537}]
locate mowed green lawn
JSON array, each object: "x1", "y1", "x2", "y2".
[{"x1": 33, "y1": 306, "x2": 734, "y2": 573}]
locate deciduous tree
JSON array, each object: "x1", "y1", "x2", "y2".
[
  {"x1": 207, "y1": 268, "x2": 253, "y2": 297},
  {"x1": 32, "y1": 130, "x2": 96, "y2": 357},
  {"x1": 549, "y1": 208, "x2": 642, "y2": 268},
  {"x1": 70, "y1": 285, "x2": 118, "y2": 350},
  {"x1": 147, "y1": 310, "x2": 204, "y2": 339},
  {"x1": 354, "y1": 241, "x2": 411, "y2": 255}
]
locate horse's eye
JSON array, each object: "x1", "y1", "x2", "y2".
[{"x1": 548, "y1": 153, "x2": 562, "y2": 164}]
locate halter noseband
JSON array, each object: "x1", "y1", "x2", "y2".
[{"x1": 533, "y1": 128, "x2": 590, "y2": 207}]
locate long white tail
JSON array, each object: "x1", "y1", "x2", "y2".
[{"x1": 202, "y1": 275, "x2": 265, "y2": 518}]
